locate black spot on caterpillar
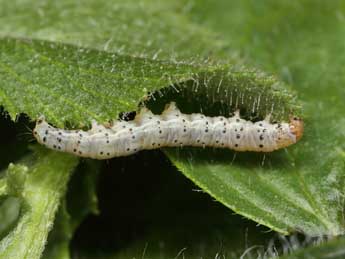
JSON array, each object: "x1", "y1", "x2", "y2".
[{"x1": 33, "y1": 102, "x2": 303, "y2": 159}]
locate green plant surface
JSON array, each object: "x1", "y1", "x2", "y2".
[
  {"x1": 0, "y1": 0, "x2": 344, "y2": 258},
  {"x1": 42, "y1": 160, "x2": 101, "y2": 259},
  {"x1": 281, "y1": 237, "x2": 345, "y2": 259},
  {"x1": 0, "y1": 0, "x2": 226, "y2": 61},
  {"x1": 0, "y1": 148, "x2": 78, "y2": 259},
  {"x1": 176, "y1": 0, "x2": 345, "y2": 236},
  {"x1": 69, "y1": 151, "x2": 277, "y2": 259},
  {"x1": 0, "y1": 38, "x2": 296, "y2": 127}
]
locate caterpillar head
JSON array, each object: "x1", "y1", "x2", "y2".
[
  {"x1": 289, "y1": 116, "x2": 304, "y2": 142},
  {"x1": 275, "y1": 117, "x2": 303, "y2": 149}
]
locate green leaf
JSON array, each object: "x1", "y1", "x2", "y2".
[
  {"x1": 69, "y1": 152, "x2": 276, "y2": 259},
  {"x1": 167, "y1": 0, "x2": 345, "y2": 236},
  {"x1": 0, "y1": 148, "x2": 78, "y2": 259},
  {"x1": 281, "y1": 237, "x2": 345, "y2": 259},
  {"x1": 0, "y1": 197, "x2": 21, "y2": 240},
  {"x1": 0, "y1": 35, "x2": 303, "y2": 236},
  {"x1": 41, "y1": 202, "x2": 71, "y2": 259},
  {"x1": 43, "y1": 160, "x2": 101, "y2": 259},
  {"x1": 0, "y1": 0, "x2": 339, "y2": 241},
  {"x1": 0, "y1": 37, "x2": 298, "y2": 127},
  {"x1": 0, "y1": 0, "x2": 227, "y2": 61}
]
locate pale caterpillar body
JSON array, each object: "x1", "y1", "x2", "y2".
[{"x1": 33, "y1": 102, "x2": 303, "y2": 159}]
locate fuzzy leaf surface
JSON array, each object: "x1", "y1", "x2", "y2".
[
  {"x1": 0, "y1": 0, "x2": 338, "y2": 239},
  {"x1": 0, "y1": 148, "x2": 78, "y2": 259},
  {"x1": 173, "y1": 0, "x2": 345, "y2": 236}
]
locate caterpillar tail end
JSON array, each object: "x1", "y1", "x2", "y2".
[{"x1": 36, "y1": 115, "x2": 46, "y2": 124}]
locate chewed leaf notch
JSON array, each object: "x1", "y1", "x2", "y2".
[
  {"x1": 146, "y1": 69, "x2": 301, "y2": 123},
  {"x1": 0, "y1": 37, "x2": 300, "y2": 128}
]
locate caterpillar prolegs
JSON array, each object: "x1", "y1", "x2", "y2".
[{"x1": 33, "y1": 102, "x2": 303, "y2": 159}]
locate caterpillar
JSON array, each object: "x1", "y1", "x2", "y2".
[{"x1": 33, "y1": 102, "x2": 303, "y2": 159}]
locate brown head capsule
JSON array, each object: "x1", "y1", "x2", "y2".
[{"x1": 289, "y1": 116, "x2": 304, "y2": 141}]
